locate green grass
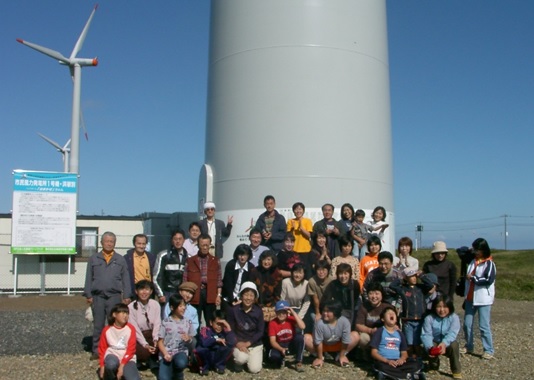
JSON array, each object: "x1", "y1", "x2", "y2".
[{"x1": 410, "y1": 248, "x2": 534, "y2": 301}]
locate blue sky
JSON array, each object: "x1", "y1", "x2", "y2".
[{"x1": 2, "y1": 1, "x2": 533, "y2": 250}]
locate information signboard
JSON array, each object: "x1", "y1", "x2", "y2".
[{"x1": 11, "y1": 170, "x2": 78, "y2": 255}]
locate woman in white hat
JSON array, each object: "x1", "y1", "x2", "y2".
[
  {"x1": 226, "y1": 281, "x2": 264, "y2": 374},
  {"x1": 423, "y1": 241, "x2": 457, "y2": 299}
]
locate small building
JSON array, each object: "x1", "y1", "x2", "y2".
[{"x1": 0, "y1": 212, "x2": 197, "y2": 294}]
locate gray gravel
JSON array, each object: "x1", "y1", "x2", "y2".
[{"x1": 0, "y1": 298, "x2": 533, "y2": 379}]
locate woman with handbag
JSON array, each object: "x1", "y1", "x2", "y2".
[
  {"x1": 461, "y1": 238, "x2": 496, "y2": 360},
  {"x1": 128, "y1": 280, "x2": 161, "y2": 371}
]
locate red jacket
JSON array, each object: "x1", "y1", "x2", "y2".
[{"x1": 184, "y1": 254, "x2": 221, "y2": 305}]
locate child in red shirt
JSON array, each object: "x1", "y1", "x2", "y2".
[
  {"x1": 98, "y1": 303, "x2": 139, "y2": 380},
  {"x1": 268, "y1": 300, "x2": 306, "y2": 372}
]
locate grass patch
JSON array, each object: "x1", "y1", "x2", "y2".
[{"x1": 409, "y1": 248, "x2": 534, "y2": 301}]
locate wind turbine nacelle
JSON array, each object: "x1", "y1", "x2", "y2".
[{"x1": 59, "y1": 58, "x2": 98, "y2": 67}]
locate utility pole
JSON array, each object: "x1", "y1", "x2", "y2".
[
  {"x1": 415, "y1": 223, "x2": 423, "y2": 250},
  {"x1": 502, "y1": 214, "x2": 509, "y2": 250}
]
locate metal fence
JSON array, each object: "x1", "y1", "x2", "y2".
[{"x1": 0, "y1": 233, "x2": 172, "y2": 295}]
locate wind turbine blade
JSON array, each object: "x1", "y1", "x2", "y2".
[
  {"x1": 17, "y1": 38, "x2": 70, "y2": 64},
  {"x1": 71, "y1": 74, "x2": 90, "y2": 141},
  {"x1": 63, "y1": 139, "x2": 72, "y2": 151},
  {"x1": 70, "y1": 4, "x2": 98, "y2": 60},
  {"x1": 38, "y1": 133, "x2": 63, "y2": 151},
  {"x1": 80, "y1": 107, "x2": 89, "y2": 141}
]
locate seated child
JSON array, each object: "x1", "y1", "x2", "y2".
[
  {"x1": 421, "y1": 296, "x2": 462, "y2": 379},
  {"x1": 370, "y1": 306, "x2": 423, "y2": 380},
  {"x1": 195, "y1": 309, "x2": 236, "y2": 375},
  {"x1": 163, "y1": 282, "x2": 200, "y2": 346},
  {"x1": 304, "y1": 300, "x2": 359, "y2": 368},
  {"x1": 158, "y1": 294, "x2": 196, "y2": 380},
  {"x1": 268, "y1": 300, "x2": 306, "y2": 372},
  {"x1": 98, "y1": 303, "x2": 140, "y2": 380}
]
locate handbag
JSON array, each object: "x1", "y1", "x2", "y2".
[
  {"x1": 455, "y1": 276, "x2": 466, "y2": 297},
  {"x1": 262, "y1": 306, "x2": 276, "y2": 322}
]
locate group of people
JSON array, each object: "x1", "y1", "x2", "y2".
[{"x1": 83, "y1": 196, "x2": 496, "y2": 380}]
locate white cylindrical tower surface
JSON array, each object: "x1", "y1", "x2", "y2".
[{"x1": 201, "y1": 0, "x2": 394, "y2": 259}]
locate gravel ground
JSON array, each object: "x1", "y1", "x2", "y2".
[{"x1": 0, "y1": 295, "x2": 533, "y2": 380}]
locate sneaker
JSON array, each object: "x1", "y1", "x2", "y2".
[
  {"x1": 459, "y1": 347, "x2": 473, "y2": 355},
  {"x1": 428, "y1": 358, "x2": 440, "y2": 371},
  {"x1": 233, "y1": 363, "x2": 244, "y2": 373},
  {"x1": 452, "y1": 373, "x2": 463, "y2": 379},
  {"x1": 200, "y1": 367, "x2": 209, "y2": 376},
  {"x1": 481, "y1": 352, "x2": 494, "y2": 360},
  {"x1": 216, "y1": 368, "x2": 225, "y2": 375},
  {"x1": 295, "y1": 362, "x2": 305, "y2": 372}
]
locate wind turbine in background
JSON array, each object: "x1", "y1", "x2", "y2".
[
  {"x1": 37, "y1": 133, "x2": 71, "y2": 173},
  {"x1": 17, "y1": 4, "x2": 99, "y2": 174}
]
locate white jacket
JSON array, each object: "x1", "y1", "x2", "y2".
[{"x1": 464, "y1": 259, "x2": 496, "y2": 306}]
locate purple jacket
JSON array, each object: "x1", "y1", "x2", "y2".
[{"x1": 227, "y1": 303, "x2": 264, "y2": 347}]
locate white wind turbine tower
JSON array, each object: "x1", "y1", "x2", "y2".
[
  {"x1": 17, "y1": 4, "x2": 99, "y2": 174},
  {"x1": 37, "y1": 133, "x2": 71, "y2": 173}
]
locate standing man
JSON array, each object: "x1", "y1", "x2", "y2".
[
  {"x1": 313, "y1": 203, "x2": 342, "y2": 258},
  {"x1": 124, "y1": 233, "x2": 156, "y2": 296},
  {"x1": 183, "y1": 234, "x2": 223, "y2": 327},
  {"x1": 153, "y1": 229, "x2": 188, "y2": 316},
  {"x1": 83, "y1": 231, "x2": 132, "y2": 360},
  {"x1": 199, "y1": 202, "x2": 233, "y2": 259},
  {"x1": 248, "y1": 228, "x2": 269, "y2": 267},
  {"x1": 255, "y1": 195, "x2": 287, "y2": 253}
]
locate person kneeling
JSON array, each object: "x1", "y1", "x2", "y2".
[
  {"x1": 195, "y1": 309, "x2": 236, "y2": 375},
  {"x1": 98, "y1": 303, "x2": 140, "y2": 380},
  {"x1": 268, "y1": 300, "x2": 306, "y2": 372},
  {"x1": 227, "y1": 281, "x2": 265, "y2": 374}
]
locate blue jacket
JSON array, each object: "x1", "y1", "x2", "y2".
[
  {"x1": 421, "y1": 313, "x2": 460, "y2": 349},
  {"x1": 198, "y1": 325, "x2": 236, "y2": 349}
]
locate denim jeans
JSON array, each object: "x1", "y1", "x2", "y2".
[
  {"x1": 268, "y1": 333, "x2": 305, "y2": 365},
  {"x1": 159, "y1": 352, "x2": 188, "y2": 380},
  {"x1": 463, "y1": 301, "x2": 494, "y2": 354},
  {"x1": 195, "y1": 344, "x2": 233, "y2": 371},
  {"x1": 103, "y1": 354, "x2": 140, "y2": 380}
]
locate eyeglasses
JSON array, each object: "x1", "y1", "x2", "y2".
[{"x1": 205, "y1": 208, "x2": 215, "y2": 211}]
